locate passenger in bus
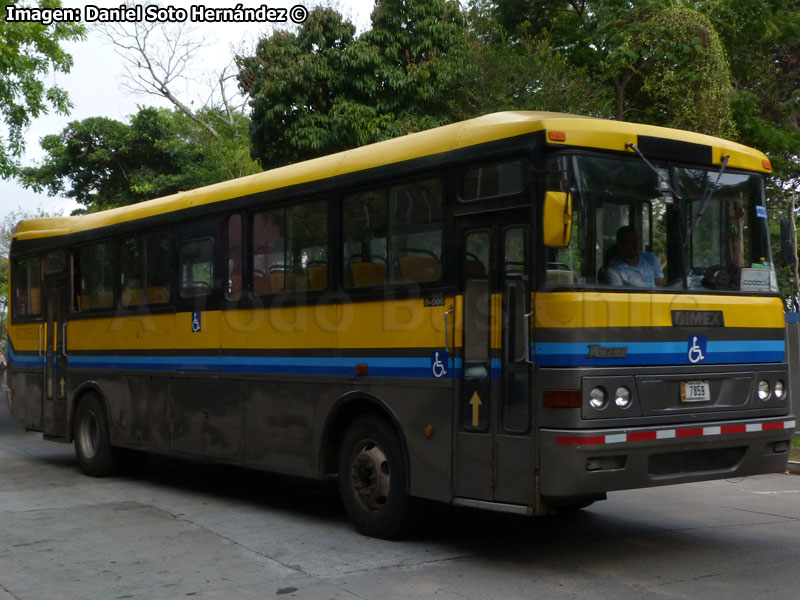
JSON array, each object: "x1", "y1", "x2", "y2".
[{"x1": 605, "y1": 225, "x2": 665, "y2": 288}]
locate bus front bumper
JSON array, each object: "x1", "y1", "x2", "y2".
[{"x1": 539, "y1": 416, "x2": 795, "y2": 497}]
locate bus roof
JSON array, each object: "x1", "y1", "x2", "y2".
[{"x1": 13, "y1": 111, "x2": 770, "y2": 243}]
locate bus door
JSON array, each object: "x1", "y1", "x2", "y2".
[
  {"x1": 454, "y1": 212, "x2": 535, "y2": 506},
  {"x1": 42, "y1": 280, "x2": 68, "y2": 439}
]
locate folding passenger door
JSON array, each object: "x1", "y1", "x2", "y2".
[
  {"x1": 41, "y1": 257, "x2": 69, "y2": 440},
  {"x1": 453, "y1": 209, "x2": 535, "y2": 507}
]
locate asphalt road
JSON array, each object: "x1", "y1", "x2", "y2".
[{"x1": 1, "y1": 396, "x2": 799, "y2": 600}]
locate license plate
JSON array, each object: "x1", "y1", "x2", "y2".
[{"x1": 681, "y1": 380, "x2": 710, "y2": 403}]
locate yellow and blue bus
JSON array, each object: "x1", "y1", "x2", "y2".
[{"x1": 7, "y1": 112, "x2": 795, "y2": 537}]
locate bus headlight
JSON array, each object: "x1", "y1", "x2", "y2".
[
  {"x1": 757, "y1": 380, "x2": 771, "y2": 400},
  {"x1": 774, "y1": 380, "x2": 785, "y2": 399},
  {"x1": 589, "y1": 387, "x2": 607, "y2": 410},
  {"x1": 614, "y1": 386, "x2": 632, "y2": 409}
]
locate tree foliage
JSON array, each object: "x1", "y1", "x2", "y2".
[
  {"x1": 487, "y1": 0, "x2": 737, "y2": 136},
  {"x1": 20, "y1": 106, "x2": 258, "y2": 212},
  {"x1": 0, "y1": 0, "x2": 85, "y2": 177},
  {"x1": 237, "y1": 1, "x2": 467, "y2": 169},
  {"x1": 454, "y1": 0, "x2": 613, "y2": 118},
  {"x1": 701, "y1": 0, "x2": 800, "y2": 182}
]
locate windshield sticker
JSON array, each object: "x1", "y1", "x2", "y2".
[{"x1": 740, "y1": 268, "x2": 771, "y2": 292}]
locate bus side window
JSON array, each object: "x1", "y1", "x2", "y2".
[
  {"x1": 343, "y1": 179, "x2": 442, "y2": 288},
  {"x1": 287, "y1": 201, "x2": 327, "y2": 292},
  {"x1": 145, "y1": 231, "x2": 172, "y2": 304},
  {"x1": 343, "y1": 190, "x2": 388, "y2": 288},
  {"x1": 120, "y1": 236, "x2": 144, "y2": 307},
  {"x1": 179, "y1": 239, "x2": 214, "y2": 298},
  {"x1": 252, "y1": 208, "x2": 285, "y2": 295},
  {"x1": 227, "y1": 214, "x2": 243, "y2": 300},
  {"x1": 390, "y1": 179, "x2": 442, "y2": 283},
  {"x1": 461, "y1": 159, "x2": 523, "y2": 201},
  {"x1": 13, "y1": 256, "x2": 42, "y2": 317},
  {"x1": 73, "y1": 241, "x2": 115, "y2": 311}
]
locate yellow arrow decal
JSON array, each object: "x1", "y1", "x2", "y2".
[{"x1": 469, "y1": 391, "x2": 482, "y2": 427}]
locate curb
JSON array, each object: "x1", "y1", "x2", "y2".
[{"x1": 788, "y1": 461, "x2": 800, "y2": 475}]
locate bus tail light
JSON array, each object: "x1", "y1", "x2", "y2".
[{"x1": 544, "y1": 389, "x2": 581, "y2": 408}]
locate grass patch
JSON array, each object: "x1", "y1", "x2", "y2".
[{"x1": 791, "y1": 435, "x2": 800, "y2": 463}]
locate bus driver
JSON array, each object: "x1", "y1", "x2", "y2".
[{"x1": 606, "y1": 225, "x2": 666, "y2": 288}]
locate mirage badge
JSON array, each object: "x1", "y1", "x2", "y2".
[{"x1": 586, "y1": 345, "x2": 628, "y2": 359}]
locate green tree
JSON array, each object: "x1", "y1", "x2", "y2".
[
  {"x1": 454, "y1": 0, "x2": 613, "y2": 118},
  {"x1": 0, "y1": 0, "x2": 85, "y2": 177},
  {"x1": 361, "y1": 0, "x2": 466, "y2": 126},
  {"x1": 237, "y1": 1, "x2": 468, "y2": 170},
  {"x1": 20, "y1": 106, "x2": 258, "y2": 212},
  {"x1": 237, "y1": 7, "x2": 360, "y2": 168},
  {"x1": 488, "y1": 0, "x2": 737, "y2": 136},
  {"x1": 696, "y1": 1, "x2": 800, "y2": 298},
  {"x1": 700, "y1": 1, "x2": 800, "y2": 181},
  {"x1": 97, "y1": 16, "x2": 255, "y2": 180}
]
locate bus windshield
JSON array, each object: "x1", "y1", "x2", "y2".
[{"x1": 547, "y1": 154, "x2": 777, "y2": 294}]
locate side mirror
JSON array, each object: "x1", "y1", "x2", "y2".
[{"x1": 543, "y1": 191, "x2": 573, "y2": 248}]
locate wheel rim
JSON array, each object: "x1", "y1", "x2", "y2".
[
  {"x1": 77, "y1": 409, "x2": 99, "y2": 459},
  {"x1": 349, "y1": 439, "x2": 390, "y2": 512}
]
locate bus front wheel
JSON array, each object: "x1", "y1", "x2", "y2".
[
  {"x1": 338, "y1": 415, "x2": 412, "y2": 539},
  {"x1": 73, "y1": 392, "x2": 118, "y2": 477}
]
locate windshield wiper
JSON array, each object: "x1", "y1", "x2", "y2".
[
  {"x1": 625, "y1": 142, "x2": 689, "y2": 288},
  {"x1": 685, "y1": 154, "x2": 730, "y2": 246},
  {"x1": 625, "y1": 143, "x2": 681, "y2": 201}
]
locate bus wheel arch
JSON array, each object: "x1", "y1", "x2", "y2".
[
  {"x1": 323, "y1": 394, "x2": 414, "y2": 538},
  {"x1": 68, "y1": 381, "x2": 101, "y2": 433},
  {"x1": 321, "y1": 393, "x2": 408, "y2": 478},
  {"x1": 72, "y1": 387, "x2": 118, "y2": 477}
]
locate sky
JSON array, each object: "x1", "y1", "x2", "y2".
[{"x1": 0, "y1": 0, "x2": 376, "y2": 221}]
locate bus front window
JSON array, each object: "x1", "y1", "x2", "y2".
[{"x1": 546, "y1": 154, "x2": 777, "y2": 294}]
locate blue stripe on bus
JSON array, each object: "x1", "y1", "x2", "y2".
[
  {"x1": 534, "y1": 340, "x2": 785, "y2": 366},
  {"x1": 64, "y1": 354, "x2": 433, "y2": 377},
  {"x1": 58, "y1": 354, "x2": 506, "y2": 380},
  {"x1": 9, "y1": 339, "x2": 784, "y2": 375},
  {"x1": 7, "y1": 345, "x2": 42, "y2": 367}
]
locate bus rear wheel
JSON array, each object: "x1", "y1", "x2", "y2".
[
  {"x1": 338, "y1": 415, "x2": 412, "y2": 539},
  {"x1": 73, "y1": 392, "x2": 118, "y2": 477}
]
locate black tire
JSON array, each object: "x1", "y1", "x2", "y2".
[
  {"x1": 73, "y1": 392, "x2": 118, "y2": 477},
  {"x1": 338, "y1": 415, "x2": 412, "y2": 539}
]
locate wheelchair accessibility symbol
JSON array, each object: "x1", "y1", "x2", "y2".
[
  {"x1": 431, "y1": 351, "x2": 448, "y2": 378},
  {"x1": 192, "y1": 312, "x2": 202, "y2": 333},
  {"x1": 688, "y1": 335, "x2": 707, "y2": 364}
]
